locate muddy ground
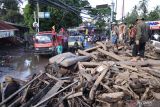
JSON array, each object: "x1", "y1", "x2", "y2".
[{"x1": 0, "y1": 45, "x2": 49, "y2": 82}]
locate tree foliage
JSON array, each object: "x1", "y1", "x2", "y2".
[
  {"x1": 24, "y1": 0, "x2": 90, "y2": 32},
  {"x1": 124, "y1": 0, "x2": 160, "y2": 25},
  {"x1": 138, "y1": 0, "x2": 148, "y2": 19},
  {"x1": 147, "y1": 6, "x2": 160, "y2": 21},
  {"x1": 0, "y1": 0, "x2": 24, "y2": 24},
  {"x1": 124, "y1": 6, "x2": 138, "y2": 24},
  {"x1": 89, "y1": 7, "x2": 111, "y2": 30}
]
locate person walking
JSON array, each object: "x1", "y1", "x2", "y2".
[
  {"x1": 128, "y1": 24, "x2": 137, "y2": 45},
  {"x1": 111, "y1": 22, "x2": 119, "y2": 51},
  {"x1": 131, "y1": 17, "x2": 149, "y2": 62},
  {"x1": 56, "y1": 43, "x2": 63, "y2": 54}
]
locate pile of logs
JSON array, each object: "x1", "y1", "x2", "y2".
[{"x1": 1, "y1": 41, "x2": 160, "y2": 107}]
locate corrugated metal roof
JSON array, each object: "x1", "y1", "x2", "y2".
[{"x1": 0, "y1": 21, "x2": 18, "y2": 31}]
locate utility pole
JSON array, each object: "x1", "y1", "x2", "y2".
[
  {"x1": 37, "y1": 1, "x2": 40, "y2": 32},
  {"x1": 122, "y1": 0, "x2": 125, "y2": 22},
  {"x1": 115, "y1": 0, "x2": 117, "y2": 18},
  {"x1": 34, "y1": 11, "x2": 37, "y2": 22},
  {"x1": 110, "y1": 0, "x2": 114, "y2": 40}
]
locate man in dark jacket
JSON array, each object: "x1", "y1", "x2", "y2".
[{"x1": 131, "y1": 17, "x2": 149, "y2": 62}]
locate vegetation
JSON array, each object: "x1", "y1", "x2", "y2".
[
  {"x1": 89, "y1": 7, "x2": 111, "y2": 30},
  {"x1": 23, "y1": 0, "x2": 90, "y2": 32},
  {"x1": 0, "y1": 0, "x2": 24, "y2": 24},
  {"x1": 124, "y1": 0, "x2": 160, "y2": 24}
]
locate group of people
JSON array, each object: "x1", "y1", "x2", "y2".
[{"x1": 111, "y1": 16, "x2": 149, "y2": 62}]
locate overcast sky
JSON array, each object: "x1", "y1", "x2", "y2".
[{"x1": 88, "y1": 0, "x2": 160, "y2": 20}]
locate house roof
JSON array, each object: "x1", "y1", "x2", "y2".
[{"x1": 0, "y1": 21, "x2": 18, "y2": 31}]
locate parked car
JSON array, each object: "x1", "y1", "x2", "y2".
[{"x1": 68, "y1": 35, "x2": 84, "y2": 51}]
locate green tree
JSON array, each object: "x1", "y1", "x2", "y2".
[
  {"x1": 138, "y1": 0, "x2": 148, "y2": 19},
  {"x1": 147, "y1": 6, "x2": 160, "y2": 21},
  {"x1": 89, "y1": 7, "x2": 111, "y2": 30},
  {"x1": 23, "y1": 3, "x2": 35, "y2": 32},
  {"x1": 124, "y1": 5, "x2": 138, "y2": 24},
  {"x1": 24, "y1": 0, "x2": 90, "y2": 32},
  {"x1": 0, "y1": 0, "x2": 24, "y2": 23}
]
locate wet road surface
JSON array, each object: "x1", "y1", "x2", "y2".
[
  {"x1": 0, "y1": 45, "x2": 49, "y2": 82},
  {"x1": 0, "y1": 42, "x2": 93, "y2": 82}
]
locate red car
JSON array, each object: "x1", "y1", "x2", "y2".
[{"x1": 33, "y1": 31, "x2": 67, "y2": 55}]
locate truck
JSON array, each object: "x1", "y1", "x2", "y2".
[
  {"x1": 146, "y1": 21, "x2": 160, "y2": 53},
  {"x1": 33, "y1": 31, "x2": 67, "y2": 55}
]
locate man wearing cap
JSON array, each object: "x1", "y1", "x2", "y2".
[{"x1": 131, "y1": 17, "x2": 149, "y2": 61}]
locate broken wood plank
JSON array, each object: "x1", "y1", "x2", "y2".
[
  {"x1": 97, "y1": 92, "x2": 124, "y2": 102},
  {"x1": 113, "y1": 85, "x2": 139, "y2": 100},
  {"x1": 100, "y1": 82, "x2": 113, "y2": 93},
  {"x1": 141, "y1": 87, "x2": 150, "y2": 100},
  {"x1": 80, "y1": 62, "x2": 100, "y2": 67},
  {"x1": 84, "y1": 45, "x2": 102, "y2": 52},
  {"x1": 89, "y1": 66, "x2": 110, "y2": 100},
  {"x1": 79, "y1": 70, "x2": 93, "y2": 82},
  {"x1": 0, "y1": 73, "x2": 44, "y2": 106},
  {"x1": 67, "y1": 92, "x2": 83, "y2": 99},
  {"x1": 40, "y1": 81, "x2": 64, "y2": 101},
  {"x1": 33, "y1": 80, "x2": 79, "y2": 107},
  {"x1": 96, "y1": 42, "x2": 107, "y2": 50},
  {"x1": 116, "y1": 60, "x2": 160, "y2": 66},
  {"x1": 97, "y1": 48, "x2": 124, "y2": 61},
  {"x1": 78, "y1": 49, "x2": 98, "y2": 59}
]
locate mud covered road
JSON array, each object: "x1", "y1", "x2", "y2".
[{"x1": 0, "y1": 45, "x2": 49, "y2": 82}]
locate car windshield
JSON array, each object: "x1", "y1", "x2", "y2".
[
  {"x1": 35, "y1": 34, "x2": 52, "y2": 43},
  {"x1": 68, "y1": 36, "x2": 84, "y2": 42}
]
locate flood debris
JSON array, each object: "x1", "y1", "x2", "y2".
[{"x1": 1, "y1": 41, "x2": 160, "y2": 107}]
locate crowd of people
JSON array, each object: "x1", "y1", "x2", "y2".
[{"x1": 111, "y1": 16, "x2": 149, "y2": 62}]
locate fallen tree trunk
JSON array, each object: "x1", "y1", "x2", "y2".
[
  {"x1": 97, "y1": 92, "x2": 124, "y2": 103},
  {"x1": 97, "y1": 48, "x2": 124, "y2": 61}
]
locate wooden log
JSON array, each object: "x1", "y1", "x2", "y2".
[
  {"x1": 79, "y1": 70, "x2": 93, "y2": 82},
  {"x1": 97, "y1": 92, "x2": 124, "y2": 103},
  {"x1": 141, "y1": 87, "x2": 150, "y2": 100},
  {"x1": 89, "y1": 66, "x2": 110, "y2": 100},
  {"x1": 8, "y1": 96, "x2": 22, "y2": 107},
  {"x1": 33, "y1": 80, "x2": 79, "y2": 107},
  {"x1": 45, "y1": 73, "x2": 60, "y2": 81},
  {"x1": 0, "y1": 73, "x2": 44, "y2": 106},
  {"x1": 21, "y1": 84, "x2": 51, "y2": 107},
  {"x1": 119, "y1": 64, "x2": 138, "y2": 72},
  {"x1": 100, "y1": 82, "x2": 113, "y2": 93},
  {"x1": 152, "y1": 91, "x2": 160, "y2": 100},
  {"x1": 116, "y1": 60, "x2": 160, "y2": 66},
  {"x1": 97, "y1": 48, "x2": 124, "y2": 61},
  {"x1": 40, "y1": 81, "x2": 64, "y2": 101},
  {"x1": 78, "y1": 62, "x2": 85, "y2": 70},
  {"x1": 80, "y1": 62, "x2": 100, "y2": 67},
  {"x1": 21, "y1": 84, "x2": 31, "y2": 103},
  {"x1": 113, "y1": 85, "x2": 139, "y2": 99},
  {"x1": 78, "y1": 49, "x2": 98, "y2": 59},
  {"x1": 141, "y1": 67, "x2": 160, "y2": 78},
  {"x1": 38, "y1": 78, "x2": 49, "y2": 85},
  {"x1": 67, "y1": 92, "x2": 83, "y2": 99},
  {"x1": 96, "y1": 42, "x2": 107, "y2": 50},
  {"x1": 84, "y1": 45, "x2": 102, "y2": 52}
]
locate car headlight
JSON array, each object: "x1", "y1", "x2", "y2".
[
  {"x1": 49, "y1": 47, "x2": 54, "y2": 50},
  {"x1": 35, "y1": 48, "x2": 39, "y2": 50}
]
